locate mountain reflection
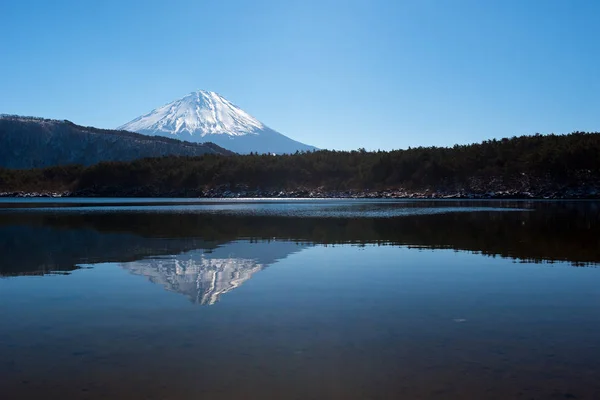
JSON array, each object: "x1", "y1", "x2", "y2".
[
  {"x1": 120, "y1": 241, "x2": 306, "y2": 304},
  {"x1": 0, "y1": 200, "x2": 598, "y2": 277},
  {"x1": 122, "y1": 253, "x2": 264, "y2": 305}
]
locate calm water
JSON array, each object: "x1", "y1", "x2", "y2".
[{"x1": 1, "y1": 199, "x2": 599, "y2": 399}]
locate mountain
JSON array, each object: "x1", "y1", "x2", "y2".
[
  {"x1": 0, "y1": 115, "x2": 231, "y2": 169},
  {"x1": 118, "y1": 90, "x2": 317, "y2": 154}
]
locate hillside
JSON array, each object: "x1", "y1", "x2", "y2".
[
  {"x1": 0, "y1": 115, "x2": 231, "y2": 169},
  {"x1": 0, "y1": 132, "x2": 599, "y2": 198}
]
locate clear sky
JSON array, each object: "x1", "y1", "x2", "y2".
[{"x1": 1, "y1": 0, "x2": 599, "y2": 151}]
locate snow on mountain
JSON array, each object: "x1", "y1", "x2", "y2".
[{"x1": 118, "y1": 90, "x2": 317, "y2": 154}]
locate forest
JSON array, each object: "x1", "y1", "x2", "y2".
[{"x1": 1, "y1": 132, "x2": 599, "y2": 197}]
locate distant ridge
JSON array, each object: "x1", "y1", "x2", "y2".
[
  {"x1": 118, "y1": 90, "x2": 317, "y2": 154},
  {"x1": 0, "y1": 115, "x2": 231, "y2": 169}
]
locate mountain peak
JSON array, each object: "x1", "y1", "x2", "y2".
[
  {"x1": 118, "y1": 90, "x2": 317, "y2": 154},
  {"x1": 190, "y1": 89, "x2": 218, "y2": 96},
  {"x1": 184, "y1": 90, "x2": 228, "y2": 104},
  {"x1": 118, "y1": 90, "x2": 265, "y2": 138}
]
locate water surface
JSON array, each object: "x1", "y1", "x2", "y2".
[{"x1": 0, "y1": 199, "x2": 599, "y2": 399}]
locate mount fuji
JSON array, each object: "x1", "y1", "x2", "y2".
[{"x1": 118, "y1": 90, "x2": 317, "y2": 154}]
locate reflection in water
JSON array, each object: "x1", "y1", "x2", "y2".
[
  {"x1": 1, "y1": 200, "x2": 600, "y2": 399},
  {"x1": 0, "y1": 224, "x2": 212, "y2": 276},
  {"x1": 0, "y1": 200, "x2": 599, "y2": 278},
  {"x1": 123, "y1": 252, "x2": 264, "y2": 305},
  {"x1": 121, "y1": 241, "x2": 307, "y2": 305}
]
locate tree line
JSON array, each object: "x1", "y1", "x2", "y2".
[{"x1": 1, "y1": 132, "x2": 599, "y2": 194}]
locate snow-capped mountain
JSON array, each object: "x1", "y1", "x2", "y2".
[{"x1": 118, "y1": 90, "x2": 317, "y2": 154}]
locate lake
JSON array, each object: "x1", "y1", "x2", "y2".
[{"x1": 1, "y1": 199, "x2": 599, "y2": 399}]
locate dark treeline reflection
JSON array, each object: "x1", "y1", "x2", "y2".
[{"x1": 0, "y1": 201, "x2": 599, "y2": 276}]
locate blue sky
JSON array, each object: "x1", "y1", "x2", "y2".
[{"x1": 1, "y1": 0, "x2": 599, "y2": 151}]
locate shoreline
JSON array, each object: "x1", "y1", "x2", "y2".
[{"x1": 1, "y1": 187, "x2": 599, "y2": 200}]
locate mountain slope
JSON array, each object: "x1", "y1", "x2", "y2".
[
  {"x1": 0, "y1": 115, "x2": 231, "y2": 169},
  {"x1": 118, "y1": 90, "x2": 317, "y2": 154}
]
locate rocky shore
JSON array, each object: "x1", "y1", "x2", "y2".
[{"x1": 2, "y1": 184, "x2": 599, "y2": 199}]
